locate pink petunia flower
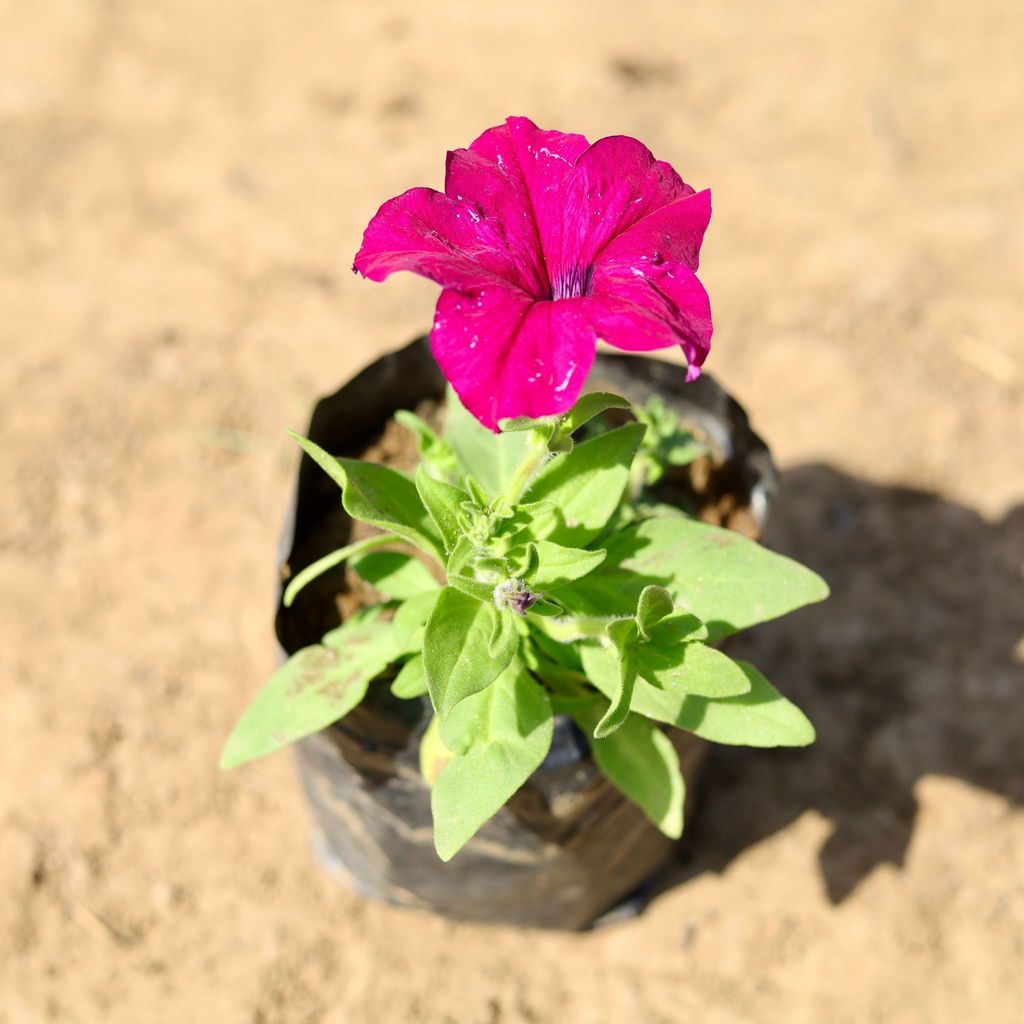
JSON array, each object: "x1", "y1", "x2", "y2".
[{"x1": 354, "y1": 116, "x2": 713, "y2": 431}]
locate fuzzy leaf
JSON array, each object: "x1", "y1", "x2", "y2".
[
  {"x1": 392, "y1": 591, "x2": 441, "y2": 654},
  {"x1": 391, "y1": 655, "x2": 428, "y2": 699},
  {"x1": 431, "y1": 661, "x2": 553, "y2": 860},
  {"x1": 524, "y1": 423, "x2": 646, "y2": 547},
  {"x1": 526, "y1": 540, "x2": 606, "y2": 591},
  {"x1": 288, "y1": 431, "x2": 443, "y2": 560},
  {"x1": 665, "y1": 661, "x2": 815, "y2": 747},
  {"x1": 646, "y1": 611, "x2": 708, "y2": 645},
  {"x1": 572, "y1": 697, "x2": 684, "y2": 838},
  {"x1": 593, "y1": 644, "x2": 637, "y2": 739},
  {"x1": 415, "y1": 465, "x2": 465, "y2": 554},
  {"x1": 419, "y1": 713, "x2": 453, "y2": 786},
  {"x1": 220, "y1": 615, "x2": 394, "y2": 768},
  {"x1": 423, "y1": 586, "x2": 518, "y2": 718},
  {"x1": 559, "y1": 392, "x2": 631, "y2": 436},
  {"x1": 567, "y1": 517, "x2": 829, "y2": 639},
  {"x1": 349, "y1": 550, "x2": 439, "y2": 600},
  {"x1": 395, "y1": 410, "x2": 460, "y2": 479},
  {"x1": 443, "y1": 387, "x2": 530, "y2": 495},
  {"x1": 589, "y1": 652, "x2": 814, "y2": 747},
  {"x1": 636, "y1": 584, "x2": 674, "y2": 640},
  {"x1": 634, "y1": 642, "x2": 753, "y2": 698}
]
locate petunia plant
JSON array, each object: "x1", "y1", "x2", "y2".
[{"x1": 220, "y1": 117, "x2": 829, "y2": 861}]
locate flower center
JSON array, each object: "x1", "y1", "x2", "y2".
[{"x1": 550, "y1": 265, "x2": 593, "y2": 301}]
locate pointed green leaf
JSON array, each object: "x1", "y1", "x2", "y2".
[
  {"x1": 634, "y1": 641, "x2": 753, "y2": 698},
  {"x1": 423, "y1": 586, "x2": 518, "y2": 718},
  {"x1": 496, "y1": 414, "x2": 556, "y2": 434},
  {"x1": 589, "y1": 653, "x2": 814, "y2": 747},
  {"x1": 431, "y1": 661, "x2": 553, "y2": 860},
  {"x1": 442, "y1": 387, "x2": 530, "y2": 495},
  {"x1": 566, "y1": 516, "x2": 829, "y2": 639},
  {"x1": 636, "y1": 584, "x2": 674, "y2": 640},
  {"x1": 394, "y1": 410, "x2": 460, "y2": 479},
  {"x1": 391, "y1": 655, "x2": 428, "y2": 699},
  {"x1": 287, "y1": 430, "x2": 443, "y2": 560},
  {"x1": 392, "y1": 591, "x2": 441, "y2": 654},
  {"x1": 419, "y1": 713, "x2": 453, "y2": 786},
  {"x1": 488, "y1": 608, "x2": 517, "y2": 656},
  {"x1": 219, "y1": 616, "x2": 395, "y2": 768},
  {"x1": 572, "y1": 697, "x2": 684, "y2": 838},
  {"x1": 646, "y1": 611, "x2": 708, "y2": 645},
  {"x1": 446, "y1": 572, "x2": 495, "y2": 604},
  {"x1": 559, "y1": 392, "x2": 632, "y2": 436},
  {"x1": 415, "y1": 465, "x2": 466, "y2": 554},
  {"x1": 349, "y1": 550, "x2": 439, "y2": 600},
  {"x1": 593, "y1": 645, "x2": 637, "y2": 739},
  {"x1": 667, "y1": 661, "x2": 815, "y2": 747},
  {"x1": 524, "y1": 423, "x2": 646, "y2": 547},
  {"x1": 526, "y1": 540, "x2": 607, "y2": 591}
]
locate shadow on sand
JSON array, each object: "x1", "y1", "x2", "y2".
[{"x1": 664, "y1": 464, "x2": 1024, "y2": 904}]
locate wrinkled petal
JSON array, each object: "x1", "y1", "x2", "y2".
[
  {"x1": 444, "y1": 148, "x2": 547, "y2": 295},
  {"x1": 584, "y1": 258, "x2": 713, "y2": 376},
  {"x1": 597, "y1": 188, "x2": 711, "y2": 273},
  {"x1": 469, "y1": 117, "x2": 589, "y2": 279},
  {"x1": 551, "y1": 136, "x2": 695, "y2": 287},
  {"x1": 430, "y1": 287, "x2": 595, "y2": 430},
  {"x1": 353, "y1": 187, "x2": 519, "y2": 290}
]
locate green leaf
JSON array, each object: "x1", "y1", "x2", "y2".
[
  {"x1": 392, "y1": 591, "x2": 441, "y2": 654},
  {"x1": 586, "y1": 651, "x2": 813, "y2": 747},
  {"x1": 415, "y1": 465, "x2": 466, "y2": 554},
  {"x1": 667, "y1": 661, "x2": 815, "y2": 747},
  {"x1": 496, "y1": 414, "x2": 556, "y2": 434},
  {"x1": 349, "y1": 550, "x2": 439, "y2": 599},
  {"x1": 394, "y1": 410, "x2": 460, "y2": 479},
  {"x1": 431, "y1": 661, "x2": 553, "y2": 860},
  {"x1": 524, "y1": 423, "x2": 646, "y2": 547},
  {"x1": 593, "y1": 644, "x2": 637, "y2": 739},
  {"x1": 287, "y1": 431, "x2": 443, "y2": 560},
  {"x1": 419, "y1": 713, "x2": 453, "y2": 786},
  {"x1": 219, "y1": 615, "x2": 395, "y2": 768},
  {"x1": 442, "y1": 387, "x2": 530, "y2": 496},
  {"x1": 634, "y1": 642, "x2": 753, "y2": 699},
  {"x1": 391, "y1": 655, "x2": 428, "y2": 699},
  {"x1": 568, "y1": 516, "x2": 829, "y2": 639},
  {"x1": 646, "y1": 611, "x2": 708, "y2": 645},
  {"x1": 636, "y1": 584, "x2": 674, "y2": 639},
  {"x1": 572, "y1": 697, "x2": 684, "y2": 838},
  {"x1": 559, "y1": 392, "x2": 631, "y2": 436},
  {"x1": 526, "y1": 540, "x2": 606, "y2": 591},
  {"x1": 422, "y1": 586, "x2": 518, "y2": 718}
]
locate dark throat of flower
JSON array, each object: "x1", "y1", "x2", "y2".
[{"x1": 549, "y1": 264, "x2": 594, "y2": 302}]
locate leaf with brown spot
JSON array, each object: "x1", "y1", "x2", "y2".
[{"x1": 219, "y1": 615, "x2": 396, "y2": 768}]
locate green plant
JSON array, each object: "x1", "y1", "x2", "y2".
[{"x1": 220, "y1": 388, "x2": 828, "y2": 861}]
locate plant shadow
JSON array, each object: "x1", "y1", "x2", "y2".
[{"x1": 658, "y1": 463, "x2": 1024, "y2": 904}]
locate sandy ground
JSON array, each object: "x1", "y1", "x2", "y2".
[{"x1": 2, "y1": 1, "x2": 1023, "y2": 1021}]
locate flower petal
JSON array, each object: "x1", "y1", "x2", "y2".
[
  {"x1": 552, "y1": 136, "x2": 695, "y2": 283},
  {"x1": 444, "y1": 148, "x2": 547, "y2": 295},
  {"x1": 353, "y1": 186, "x2": 520, "y2": 290},
  {"x1": 430, "y1": 287, "x2": 595, "y2": 430},
  {"x1": 597, "y1": 188, "x2": 711, "y2": 272},
  {"x1": 585, "y1": 259, "x2": 713, "y2": 376},
  {"x1": 468, "y1": 117, "x2": 590, "y2": 281}
]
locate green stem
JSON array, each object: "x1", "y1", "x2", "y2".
[
  {"x1": 502, "y1": 429, "x2": 551, "y2": 505},
  {"x1": 282, "y1": 533, "x2": 396, "y2": 607}
]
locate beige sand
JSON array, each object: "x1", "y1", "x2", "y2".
[{"x1": 2, "y1": 1, "x2": 1022, "y2": 1021}]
